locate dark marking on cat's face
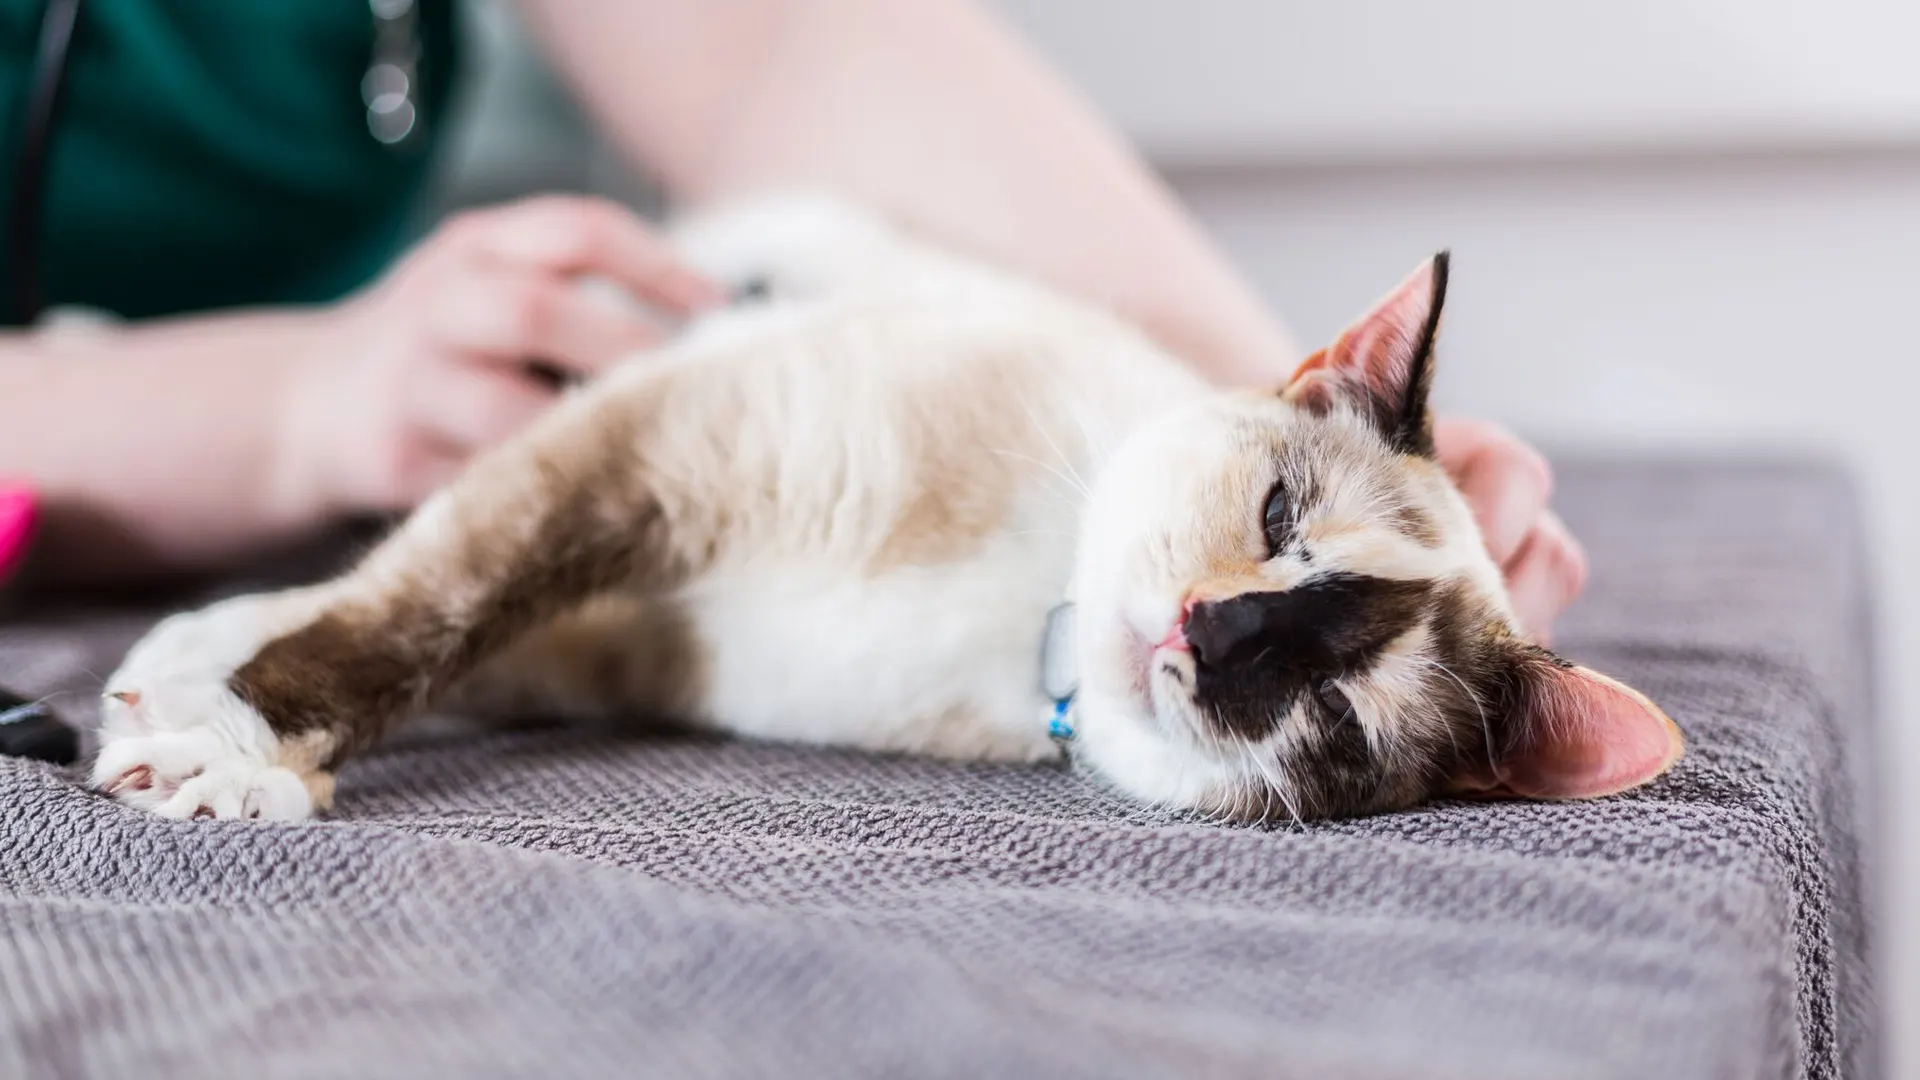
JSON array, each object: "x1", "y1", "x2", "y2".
[
  {"x1": 1287, "y1": 581, "x2": 1523, "y2": 820},
  {"x1": 1186, "y1": 574, "x2": 1430, "y2": 739},
  {"x1": 1189, "y1": 571, "x2": 1527, "y2": 821}
]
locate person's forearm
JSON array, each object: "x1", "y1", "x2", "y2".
[
  {"x1": 520, "y1": 0, "x2": 1301, "y2": 384},
  {"x1": 0, "y1": 312, "x2": 330, "y2": 585}
]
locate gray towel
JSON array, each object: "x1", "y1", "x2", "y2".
[{"x1": 0, "y1": 461, "x2": 1878, "y2": 1079}]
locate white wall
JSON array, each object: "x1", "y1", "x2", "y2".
[{"x1": 999, "y1": 0, "x2": 1920, "y2": 165}]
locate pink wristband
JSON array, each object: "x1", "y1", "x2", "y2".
[{"x1": 0, "y1": 486, "x2": 37, "y2": 585}]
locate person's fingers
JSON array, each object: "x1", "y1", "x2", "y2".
[
  {"x1": 460, "y1": 195, "x2": 723, "y2": 314},
  {"x1": 406, "y1": 361, "x2": 556, "y2": 454},
  {"x1": 1433, "y1": 417, "x2": 1553, "y2": 565},
  {"x1": 1501, "y1": 510, "x2": 1590, "y2": 643},
  {"x1": 425, "y1": 264, "x2": 662, "y2": 378}
]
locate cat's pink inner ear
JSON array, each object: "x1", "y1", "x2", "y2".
[
  {"x1": 1285, "y1": 257, "x2": 1438, "y2": 401},
  {"x1": 1500, "y1": 664, "x2": 1685, "y2": 800}
]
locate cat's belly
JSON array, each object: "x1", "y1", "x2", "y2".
[{"x1": 681, "y1": 547, "x2": 1069, "y2": 763}]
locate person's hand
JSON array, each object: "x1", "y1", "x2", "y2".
[
  {"x1": 285, "y1": 195, "x2": 722, "y2": 514},
  {"x1": 1433, "y1": 417, "x2": 1588, "y2": 642}
]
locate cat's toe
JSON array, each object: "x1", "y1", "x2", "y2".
[
  {"x1": 154, "y1": 763, "x2": 311, "y2": 821},
  {"x1": 90, "y1": 685, "x2": 316, "y2": 822},
  {"x1": 90, "y1": 726, "x2": 225, "y2": 810},
  {"x1": 92, "y1": 731, "x2": 315, "y2": 822},
  {"x1": 100, "y1": 764, "x2": 153, "y2": 797}
]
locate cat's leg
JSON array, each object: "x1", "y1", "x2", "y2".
[
  {"x1": 94, "y1": 372, "x2": 714, "y2": 819},
  {"x1": 441, "y1": 592, "x2": 706, "y2": 727}
]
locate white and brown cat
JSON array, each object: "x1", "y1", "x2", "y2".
[{"x1": 91, "y1": 196, "x2": 1682, "y2": 823}]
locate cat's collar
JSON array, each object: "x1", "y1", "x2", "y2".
[{"x1": 1040, "y1": 602, "x2": 1077, "y2": 741}]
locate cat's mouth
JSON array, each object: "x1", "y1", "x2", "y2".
[
  {"x1": 1123, "y1": 611, "x2": 1192, "y2": 696},
  {"x1": 1134, "y1": 637, "x2": 1214, "y2": 746}
]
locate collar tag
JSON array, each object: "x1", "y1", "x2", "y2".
[
  {"x1": 1048, "y1": 697, "x2": 1076, "y2": 742},
  {"x1": 1040, "y1": 602, "x2": 1078, "y2": 704}
]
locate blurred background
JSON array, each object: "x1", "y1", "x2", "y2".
[{"x1": 438, "y1": 0, "x2": 1917, "y2": 1066}]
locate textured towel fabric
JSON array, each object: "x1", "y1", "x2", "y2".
[{"x1": 0, "y1": 461, "x2": 1879, "y2": 1080}]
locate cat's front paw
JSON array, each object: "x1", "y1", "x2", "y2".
[
  {"x1": 92, "y1": 722, "x2": 313, "y2": 821},
  {"x1": 93, "y1": 593, "x2": 333, "y2": 822}
]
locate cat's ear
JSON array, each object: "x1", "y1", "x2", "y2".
[
  {"x1": 1452, "y1": 646, "x2": 1684, "y2": 800},
  {"x1": 1283, "y1": 252, "x2": 1449, "y2": 457}
]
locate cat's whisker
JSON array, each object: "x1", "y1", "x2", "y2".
[
  {"x1": 1061, "y1": 404, "x2": 1110, "y2": 493},
  {"x1": 991, "y1": 447, "x2": 1091, "y2": 501},
  {"x1": 1015, "y1": 394, "x2": 1094, "y2": 498},
  {"x1": 1252, "y1": 753, "x2": 1306, "y2": 832},
  {"x1": 1236, "y1": 728, "x2": 1304, "y2": 831},
  {"x1": 1409, "y1": 655, "x2": 1493, "y2": 771},
  {"x1": 1003, "y1": 396, "x2": 1093, "y2": 494},
  {"x1": 1434, "y1": 703, "x2": 1463, "y2": 760},
  {"x1": 993, "y1": 461, "x2": 1088, "y2": 521}
]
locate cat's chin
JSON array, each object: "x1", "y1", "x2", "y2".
[{"x1": 1072, "y1": 689, "x2": 1244, "y2": 813}]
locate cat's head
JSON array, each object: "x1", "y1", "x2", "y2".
[{"x1": 1071, "y1": 254, "x2": 1682, "y2": 820}]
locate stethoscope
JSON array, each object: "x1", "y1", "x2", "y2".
[{"x1": 10, "y1": 0, "x2": 82, "y2": 327}]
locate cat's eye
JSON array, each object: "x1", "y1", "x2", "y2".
[
  {"x1": 1314, "y1": 678, "x2": 1356, "y2": 726},
  {"x1": 1261, "y1": 483, "x2": 1291, "y2": 556}
]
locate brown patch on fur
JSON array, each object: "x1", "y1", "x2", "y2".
[
  {"x1": 274, "y1": 729, "x2": 339, "y2": 776},
  {"x1": 873, "y1": 481, "x2": 1013, "y2": 571},
  {"x1": 448, "y1": 594, "x2": 708, "y2": 724},
  {"x1": 1388, "y1": 502, "x2": 1441, "y2": 548},
  {"x1": 868, "y1": 347, "x2": 1070, "y2": 573},
  {"x1": 235, "y1": 729, "x2": 343, "y2": 811},
  {"x1": 231, "y1": 372, "x2": 712, "y2": 766},
  {"x1": 303, "y1": 771, "x2": 337, "y2": 813}
]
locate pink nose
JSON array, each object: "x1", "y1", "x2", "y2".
[{"x1": 1156, "y1": 604, "x2": 1193, "y2": 653}]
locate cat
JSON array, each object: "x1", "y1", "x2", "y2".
[{"x1": 90, "y1": 195, "x2": 1682, "y2": 824}]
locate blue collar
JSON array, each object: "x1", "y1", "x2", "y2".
[{"x1": 1041, "y1": 602, "x2": 1077, "y2": 741}]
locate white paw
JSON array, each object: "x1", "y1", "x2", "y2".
[
  {"x1": 92, "y1": 728, "x2": 311, "y2": 821},
  {"x1": 94, "y1": 591, "x2": 326, "y2": 822}
]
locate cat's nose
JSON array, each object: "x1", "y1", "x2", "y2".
[{"x1": 1184, "y1": 596, "x2": 1266, "y2": 668}]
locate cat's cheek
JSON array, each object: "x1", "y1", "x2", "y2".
[
  {"x1": 1070, "y1": 691, "x2": 1238, "y2": 812},
  {"x1": 1146, "y1": 659, "x2": 1203, "y2": 736}
]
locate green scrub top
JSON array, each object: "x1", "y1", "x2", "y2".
[{"x1": 0, "y1": 0, "x2": 460, "y2": 324}]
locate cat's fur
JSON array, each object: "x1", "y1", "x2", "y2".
[{"x1": 93, "y1": 196, "x2": 1682, "y2": 823}]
